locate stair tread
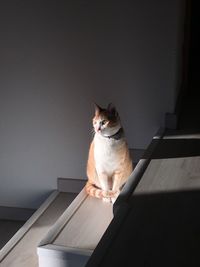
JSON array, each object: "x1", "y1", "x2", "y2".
[
  {"x1": 37, "y1": 188, "x2": 114, "y2": 267},
  {"x1": 53, "y1": 195, "x2": 113, "y2": 251},
  {"x1": 0, "y1": 192, "x2": 77, "y2": 267}
]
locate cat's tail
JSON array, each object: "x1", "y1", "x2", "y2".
[{"x1": 85, "y1": 181, "x2": 107, "y2": 199}]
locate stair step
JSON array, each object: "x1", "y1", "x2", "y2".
[
  {"x1": 0, "y1": 147, "x2": 143, "y2": 267},
  {"x1": 37, "y1": 187, "x2": 113, "y2": 267},
  {"x1": 35, "y1": 150, "x2": 143, "y2": 267},
  {"x1": 0, "y1": 191, "x2": 77, "y2": 267}
]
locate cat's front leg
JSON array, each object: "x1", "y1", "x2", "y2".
[
  {"x1": 97, "y1": 172, "x2": 112, "y2": 202},
  {"x1": 111, "y1": 172, "x2": 126, "y2": 203}
]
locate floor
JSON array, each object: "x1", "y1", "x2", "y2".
[
  {"x1": 0, "y1": 220, "x2": 25, "y2": 250},
  {"x1": 0, "y1": 192, "x2": 76, "y2": 267}
]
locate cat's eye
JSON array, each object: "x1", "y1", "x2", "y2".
[{"x1": 101, "y1": 120, "x2": 107, "y2": 125}]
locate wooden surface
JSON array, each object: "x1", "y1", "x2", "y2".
[
  {"x1": 135, "y1": 156, "x2": 200, "y2": 193},
  {"x1": 0, "y1": 193, "x2": 76, "y2": 267},
  {"x1": 53, "y1": 196, "x2": 113, "y2": 251},
  {"x1": 37, "y1": 188, "x2": 113, "y2": 267}
]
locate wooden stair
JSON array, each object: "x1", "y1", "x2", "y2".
[
  {"x1": 2, "y1": 133, "x2": 200, "y2": 267},
  {"x1": 0, "y1": 149, "x2": 143, "y2": 267},
  {"x1": 37, "y1": 188, "x2": 113, "y2": 267}
]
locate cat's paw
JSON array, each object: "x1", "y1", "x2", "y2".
[
  {"x1": 102, "y1": 190, "x2": 119, "y2": 203},
  {"x1": 102, "y1": 190, "x2": 114, "y2": 198},
  {"x1": 111, "y1": 190, "x2": 120, "y2": 204},
  {"x1": 108, "y1": 190, "x2": 120, "y2": 198},
  {"x1": 114, "y1": 190, "x2": 120, "y2": 198},
  {"x1": 102, "y1": 197, "x2": 111, "y2": 203},
  {"x1": 105, "y1": 190, "x2": 116, "y2": 198},
  {"x1": 111, "y1": 197, "x2": 117, "y2": 204}
]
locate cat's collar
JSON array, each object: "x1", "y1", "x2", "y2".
[{"x1": 104, "y1": 127, "x2": 124, "y2": 140}]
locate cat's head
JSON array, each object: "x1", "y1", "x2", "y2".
[{"x1": 92, "y1": 103, "x2": 121, "y2": 137}]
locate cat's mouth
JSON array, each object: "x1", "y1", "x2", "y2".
[
  {"x1": 96, "y1": 128, "x2": 103, "y2": 134},
  {"x1": 94, "y1": 125, "x2": 103, "y2": 133},
  {"x1": 96, "y1": 128, "x2": 107, "y2": 136},
  {"x1": 95, "y1": 127, "x2": 110, "y2": 136}
]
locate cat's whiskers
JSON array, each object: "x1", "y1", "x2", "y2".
[{"x1": 91, "y1": 128, "x2": 96, "y2": 136}]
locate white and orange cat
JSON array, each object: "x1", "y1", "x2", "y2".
[{"x1": 86, "y1": 103, "x2": 133, "y2": 203}]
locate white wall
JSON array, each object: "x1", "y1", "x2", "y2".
[{"x1": 0, "y1": 0, "x2": 183, "y2": 208}]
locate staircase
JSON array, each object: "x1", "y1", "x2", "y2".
[
  {"x1": 0, "y1": 150, "x2": 142, "y2": 267},
  {"x1": 1, "y1": 130, "x2": 200, "y2": 267}
]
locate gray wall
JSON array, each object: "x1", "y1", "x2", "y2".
[{"x1": 0, "y1": 0, "x2": 183, "y2": 208}]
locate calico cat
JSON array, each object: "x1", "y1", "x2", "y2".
[{"x1": 86, "y1": 103, "x2": 133, "y2": 203}]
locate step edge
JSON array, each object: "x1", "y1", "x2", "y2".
[
  {"x1": 38, "y1": 188, "x2": 87, "y2": 247},
  {"x1": 0, "y1": 190, "x2": 59, "y2": 262}
]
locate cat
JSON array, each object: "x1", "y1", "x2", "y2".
[{"x1": 86, "y1": 103, "x2": 133, "y2": 203}]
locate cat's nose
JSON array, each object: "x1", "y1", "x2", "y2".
[{"x1": 94, "y1": 125, "x2": 101, "y2": 132}]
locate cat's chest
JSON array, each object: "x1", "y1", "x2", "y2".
[{"x1": 94, "y1": 136, "x2": 123, "y2": 172}]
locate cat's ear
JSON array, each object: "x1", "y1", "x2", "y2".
[
  {"x1": 107, "y1": 103, "x2": 118, "y2": 117},
  {"x1": 94, "y1": 103, "x2": 102, "y2": 116}
]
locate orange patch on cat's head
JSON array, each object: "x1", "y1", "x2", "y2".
[{"x1": 93, "y1": 103, "x2": 120, "y2": 131}]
